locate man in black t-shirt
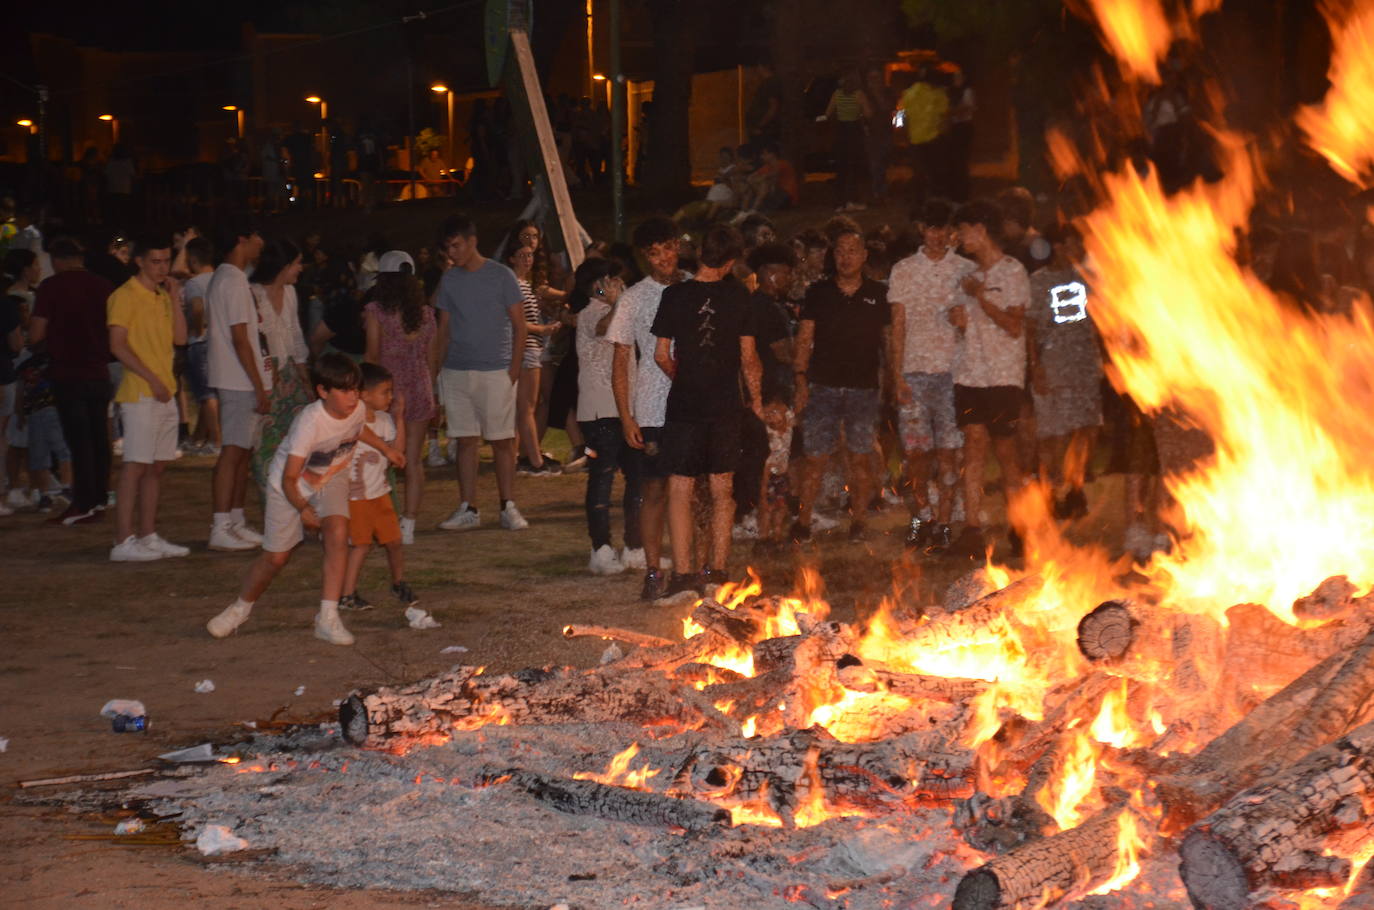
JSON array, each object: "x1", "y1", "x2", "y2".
[
  {"x1": 652, "y1": 226, "x2": 763, "y2": 599},
  {"x1": 793, "y1": 228, "x2": 900, "y2": 540}
]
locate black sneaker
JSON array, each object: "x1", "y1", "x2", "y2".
[
  {"x1": 539, "y1": 455, "x2": 563, "y2": 475},
  {"x1": 640, "y1": 569, "x2": 666, "y2": 601},
  {"x1": 391, "y1": 581, "x2": 418, "y2": 606},
  {"x1": 339, "y1": 593, "x2": 374, "y2": 612},
  {"x1": 516, "y1": 457, "x2": 539, "y2": 476},
  {"x1": 656, "y1": 571, "x2": 702, "y2": 604},
  {"x1": 789, "y1": 521, "x2": 811, "y2": 543},
  {"x1": 905, "y1": 518, "x2": 930, "y2": 550},
  {"x1": 926, "y1": 523, "x2": 953, "y2": 554},
  {"x1": 949, "y1": 526, "x2": 986, "y2": 559}
]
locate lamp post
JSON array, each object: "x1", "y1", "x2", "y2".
[
  {"x1": 305, "y1": 96, "x2": 327, "y2": 177},
  {"x1": 222, "y1": 105, "x2": 245, "y2": 139},
  {"x1": 430, "y1": 84, "x2": 454, "y2": 169},
  {"x1": 98, "y1": 114, "x2": 118, "y2": 144},
  {"x1": 16, "y1": 119, "x2": 35, "y2": 134}
]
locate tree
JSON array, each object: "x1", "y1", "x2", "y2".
[{"x1": 639, "y1": 0, "x2": 699, "y2": 199}]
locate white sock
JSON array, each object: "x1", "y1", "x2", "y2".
[
  {"x1": 213, "y1": 511, "x2": 232, "y2": 530},
  {"x1": 230, "y1": 508, "x2": 246, "y2": 526},
  {"x1": 319, "y1": 600, "x2": 338, "y2": 615},
  {"x1": 233, "y1": 597, "x2": 253, "y2": 612}
]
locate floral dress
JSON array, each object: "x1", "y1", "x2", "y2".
[
  {"x1": 364, "y1": 301, "x2": 437, "y2": 423},
  {"x1": 250, "y1": 284, "x2": 312, "y2": 490}
]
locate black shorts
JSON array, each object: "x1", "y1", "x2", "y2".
[
  {"x1": 954, "y1": 384, "x2": 1022, "y2": 438},
  {"x1": 641, "y1": 425, "x2": 669, "y2": 479},
  {"x1": 660, "y1": 416, "x2": 742, "y2": 477}
]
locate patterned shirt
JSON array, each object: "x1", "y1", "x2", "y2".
[
  {"x1": 952, "y1": 256, "x2": 1030, "y2": 389},
  {"x1": 888, "y1": 247, "x2": 977, "y2": 375},
  {"x1": 605, "y1": 274, "x2": 682, "y2": 429}
]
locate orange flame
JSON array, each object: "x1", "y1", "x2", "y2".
[
  {"x1": 1297, "y1": 1, "x2": 1374, "y2": 185},
  {"x1": 1084, "y1": 0, "x2": 1174, "y2": 82},
  {"x1": 573, "y1": 743, "x2": 660, "y2": 790}
]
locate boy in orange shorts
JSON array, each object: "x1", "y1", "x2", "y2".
[{"x1": 340, "y1": 363, "x2": 433, "y2": 626}]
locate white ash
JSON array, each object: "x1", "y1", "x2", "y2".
[{"x1": 127, "y1": 724, "x2": 1197, "y2": 909}]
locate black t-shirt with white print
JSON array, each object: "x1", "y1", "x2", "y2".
[{"x1": 651, "y1": 278, "x2": 757, "y2": 423}]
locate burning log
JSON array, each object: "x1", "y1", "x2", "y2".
[
  {"x1": 952, "y1": 803, "x2": 1147, "y2": 909},
  {"x1": 1223, "y1": 601, "x2": 1374, "y2": 692},
  {"x1": 480, "y1": 766, "x2": 730, "y2": 831},
  {"x1": 1006, "y1": 672, "x2": 1117, "y2": 767},
  {"x1": 917, "y1": 576, "x2": 1045, "y2": 646},
  {"x1": 341, "y1": 665, "x2": 728, "y2": 748},
  {"x1": 835, "y1": 656, "x2": 987, "y2": 704},
  {"x1": 955, "y1": 744, "x2": 1059, "y2": 854},
  {"x1": 1293, "y1": 575, "x2": 1362, "y2": 621},
  {"x1": 561, "y1": 624, "x2": 675, "y2": 650},
  {"x1": 1076, "y1": 600, "x2": 1137, "y2": 661},
  {"x1": 1178, "y1": 717, "x2": 1374, "y2": 910},
  {"x1": 675, "y1": 728, "x2": 976, "y2": 823}
]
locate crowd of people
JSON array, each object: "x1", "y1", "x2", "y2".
[{"x1": 3, "y1": 175, "x2": 1371, "y2": 644}]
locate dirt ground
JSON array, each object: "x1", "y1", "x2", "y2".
[{"x1": 0, "y1": 438, "x2": 1128, "y2": 908}]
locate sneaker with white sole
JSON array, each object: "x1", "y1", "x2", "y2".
[
  {"x1": 111, "y1": 535, "x2": 162, "y2": 562},
  {"x1": 314, "y1": 608, "x2": 355, "y2": 646},
  {"x1": 424, "y1": 445, "x2": 449, "y2": 468},
  {"x1": 232, "y1": 522, "x2": 264, "y2": 545},
  {"x1": 438, "y1": 504, "x2": 480, "y2": 531},
  {"x1": 0, "y1": 501, "x2": 13, "y2": 517},
  {"x1": 209, "y1": 524, "x2": 258, "y2": 551},
  {"x1": 5, "y1": 488, "x2": 29, "y2": 510},
  {"x1": 620, "y1": 547, "x2": 647, "y2": 570},
  {"x1": 588, "y1": 544, "x2": 625, "y2": 575},
  {"x1": 139, "y1": 533, "x2": 190, "y2": 558},
  {"x1": 499, "y1": 501, "x2": 528, "y2": 530},
  {"x1": 207, "y1": 600, "x2": 253, "y2": 638},
  {"x1": 399, "y1": 516, "x2": 415, "y2": 545}
]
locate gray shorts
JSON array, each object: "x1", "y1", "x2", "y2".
[
  {"x1": 802, "y1": 384, "x2": 880, "y2": 458},
  {"x1": 263, "y1": 470, "x2": 350, "y2": 553},
  {"x1": 899, "y1": 371, "x2": 963, "y2": 453},
  {"x1": 217, "y1": 388, "x2": 266, "y2": 450}
]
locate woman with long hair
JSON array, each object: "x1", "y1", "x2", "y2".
[
  {"x1": 364, "y1": 252, "x2": 441, "y2": 543},
  {"x1": 505, "y1": 243, "x2": 560, "y2": 474},
  {"x1": 249, "y1": 239, "x2": 311, "y2": 488}
]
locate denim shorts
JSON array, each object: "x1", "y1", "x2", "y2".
[
  {"x1": 26, "y1": 406, "x2": 70, "y2": 471},
  {"x1": 802, "y1": 384, "x2": 880, "y2": 457},
  {"x1": 185, "y1": 341, "x2": 213, "y2": 402},
  {"x1": 899, "y1": 371, "x2": 963, "y2": 453}
]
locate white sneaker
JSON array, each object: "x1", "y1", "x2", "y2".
[
  {"x1": 425, "y1": 444, "x2": 448, "y2": 468},
  {"x1": 499, "y1": 501, "x2": 529, "y2": 531},
  {"x1": 210, "y1": 524, "x2": 258, "y2": 551},
  {"x1": 5, "y1": 488, "x2": 28, "y2": 510},
  {"x1": 139, "y1": 533, "x2": 190, "y2": 558},
  {"x1": 811, "y1": 512, "x2": 840, "y2": 532},
  {"x1": 314, "y1": 608, "x2": 355, "y2": 646},
  {"x1": 232, "y1": 522, "x2": 264, "y2": 545},
  {"x1": 207, "y1": 601, "x2": 253, "y2": 638},
  {"x1": 588, "y1": 544, "x2": 625, "y2": 575},
  {"x1": 438, "y1": 504, "x2": 480, "y2": 531},
  {"x1": 620, "y1": 547, "x2": 646, "y2": 570},
  {"x1": 0, "y1": 501, "x2": 13, "y2": 517},
  {"x1": 732, "y1": 513, "x2": 758, "y2": 540},
  {"x1": 111, "y1": 535, "x2": 162, "y2": 562},
  {"x1": 400, "y1": 516, "x2": 415, "y2": 545}
]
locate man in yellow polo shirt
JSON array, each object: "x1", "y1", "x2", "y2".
[{"x1": 107, "y1": 234, "x2": 190, "y2": 562}]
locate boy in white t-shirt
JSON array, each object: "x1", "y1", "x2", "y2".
[
  {"x1": 339, "y1": 364, "x2": 433, "y2": 627},
  {"x1": 205, "y1": 353, "x2": 405, "y2": 645}
]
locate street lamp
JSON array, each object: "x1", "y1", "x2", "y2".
[
  {"x1": 222, "y1": 105, "x2": 245, "y2": 139},
  {"x1": 99, "y1": 114, "x2": 118, "y2": 143},
  {"x1": 430, "y1": 83, "x2": 454, "y2": 169},
  {"x1": 16, "y1": 119, "x2": 35, "y2": 134},
  {"x1": 305, "y1": 96, "x2": 327, "y2": 177}
]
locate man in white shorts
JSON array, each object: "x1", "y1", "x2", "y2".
[
  {"x1": 106, "y1": 234, "x2": 190, "y2": 561},
  {"x1": 432, "y1": 215, "x2": 529, "y2": 531},
  {"x1": 206, "y1": 219, "x2": 268, "y2": 551}
]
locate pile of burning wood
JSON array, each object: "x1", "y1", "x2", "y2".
[{"x1": 338, "y1": 571, "x2": 1374, "y2": 910}]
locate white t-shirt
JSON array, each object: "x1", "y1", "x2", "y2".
[
  {"x1": 576, "y1": 299, "x2": 618, "y2": 421},
  {"x1": 605, "y1": 274, "x2": 683, "y2": 429},
  {"x1": 206, "y1": 262, "x2": 272, "y2": 393},
  {"x1": 268, "y1": 399, "x2": 365, "y2": 497},
  {"x1": 182, "y1": 271, "x2": 212, "y2": 344},
  {"x1": 888, "y1": 247, "x2": 976, "y2": 375},
  {"x1": 953, "y1": 256, "x2": 1030, "y2": 389},
  {"x1": 349, "y1": 410, "x2": 396, "y2": 501}
]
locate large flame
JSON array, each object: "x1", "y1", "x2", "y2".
[{"x1": 1298, "y1": 0, "x2": 1374, "y2": 185}]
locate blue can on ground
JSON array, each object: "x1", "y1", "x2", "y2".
[{"x1": 111, "y1": 714, "x2": 148, "y2": 733}]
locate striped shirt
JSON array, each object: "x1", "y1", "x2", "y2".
[
  {"x1": 518, "y1": 279, "x2": 544, "y2": 353},
  {"x1": 832, "y1": 89, "x2": 864, "y2": 122}
]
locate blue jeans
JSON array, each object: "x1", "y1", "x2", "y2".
[{"x1": 579, "y1": 417, "x2": 643, "y2": 551}]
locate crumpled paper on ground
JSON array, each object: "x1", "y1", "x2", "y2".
[
  {"x1": 195, "y1": 824, "x2": 249, "y2": 855},
  {"x1": 99, "y1": 699, "x2": 146, "y2": 719},
  {"x1": 440, "y1": 644, "x2": 468, "y2": 654},
  {"x1": 405, "y1": 606, "x2": 440, "y2": 629},
  {"x1": 194, "y1": 679, "x2": 215, "y2": 694},
  {"x1": 115, "y1": 818, "x2": 145, "y2": 835}
]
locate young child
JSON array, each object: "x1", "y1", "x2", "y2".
[
  {"x1": 756, "y1": 401, "x2": 794, "y2": 548},
  {"x1": 339, "y1": 363, "x2": 435, "y2": 628},
  {"x1": 205, "y1": 353, "x2": 405, "y2": 645}
]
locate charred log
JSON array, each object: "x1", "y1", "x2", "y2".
[{"x1": 480, "y1": 766, "x2": 730, "y2": 831}]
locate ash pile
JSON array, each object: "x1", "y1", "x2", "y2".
[{"x1": 120, "y1": 572, "x2": 1374, "y2": 908}]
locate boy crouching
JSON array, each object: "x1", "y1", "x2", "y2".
[{"x1": 205, "y1": 353, "x2": 405, "y2": 645}]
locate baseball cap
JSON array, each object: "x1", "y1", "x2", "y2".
[{"x1": 378, "y1": 250, "x2": 415, "y2": 274}]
